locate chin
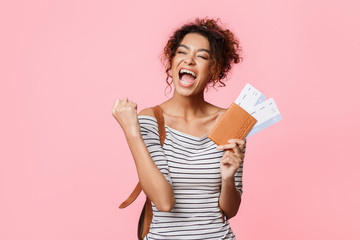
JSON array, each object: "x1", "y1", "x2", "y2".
[{"x1": 175, "y1": 87, "x2": 204, "y2": 98}]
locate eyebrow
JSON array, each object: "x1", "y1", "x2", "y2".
[{"x1": 179, "y1": 44, "x2": 210, "y2": 54}]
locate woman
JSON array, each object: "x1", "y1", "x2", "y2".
[{"x1": 112, "y1": 18, "x2": 246, "y2": 239}]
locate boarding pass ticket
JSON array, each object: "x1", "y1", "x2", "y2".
[{"x1": 235, "y1": 83, "x2": 282, "y2": 138}]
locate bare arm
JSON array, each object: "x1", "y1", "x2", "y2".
[
  {"x1": 217, "y1": 139, "x2": 246, "y2": 219},
  {"x1": 218, "y1": 172, "x2": 241, "y2": 219},
  {"x1": 112, "y1": 98, "x2": 175, "y2": 212}
]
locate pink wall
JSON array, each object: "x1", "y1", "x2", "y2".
[{"x1": 1, "y1": 0, "x2": 359, "y2": 239}]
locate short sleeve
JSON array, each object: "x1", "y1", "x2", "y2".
[
  {"x1": 234, "y1": 139, "x2": 246, "y2": 195},
  {"x1": 138, "y1": 116, "x2": 172, "y2": 185}
]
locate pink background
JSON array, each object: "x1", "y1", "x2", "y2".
[{"x1": 1, "y1": 0, "x2": 359, "y2": 239}]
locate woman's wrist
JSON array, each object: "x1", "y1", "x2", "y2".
[
  {"x1": 123, "y1": 126, "x2": 142, "y2": 140},
  {"x1": 221, "y1": 176, "x2": 236, "y2": 186}
]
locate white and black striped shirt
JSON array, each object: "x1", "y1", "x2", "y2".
[{"x1": 139, "y1": 115, "x2": 244, "y2": 240}]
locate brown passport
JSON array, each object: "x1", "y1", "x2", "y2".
[{"x1": 208, "y1": 103, "x2": 257, "y2": 145}]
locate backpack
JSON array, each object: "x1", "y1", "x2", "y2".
[{"x1": 119, "y1": 105, "x2": 166, "y2": 240}]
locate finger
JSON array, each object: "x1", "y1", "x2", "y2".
[
  {"x1": 129, "y1": 100, "x2": 137, "y2": 107},
  {"x1": 228, "y1": 139, "x2": 245, "y2": 155},
  {"x1": 112, "y1": 99, "x2": 118, "y2": 110},
  {"x1": 222, "y1": 152, "x2": 237, "y2": 161},
  {"x1": 216, "y1": 142, "x2": 242, "y2": 156},
  {"x1": 221, "y1": 151, "x2": 242, "y2": 167},
  {"x1": 126, "y1": 100, "x2": 137, "y2": 111},
  {"x1": 227, "y1": 150, "x2": 243, "y2": 161},
  {"x1": 112, "y1": 99, "x2": 120, "y2": 115},
  {"x1": 233, "y1": 152, "x2": 244, "y2": 161},
  {"x1": 222, "y1": 156, "x2": 241, "y2": 168},
  {"x1": 228, "y1": 139, "x2": 245, "y2": 145},
  {"x1": 216, "y1": 142, "x2": 237, "y2": 151},
  {"x1": 221, "y1": 155, "x2": 232, "y2": 165},
  {"x1": 234, "y1": 147, "x2": 242, "y2": 158},
  {"x1": 228, "y1": 139, "x2": 245, "y2": 150}
]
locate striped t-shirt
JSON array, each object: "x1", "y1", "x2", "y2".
[{"x1": 139, "y1": 115, "x2": 245, "y2": 240}]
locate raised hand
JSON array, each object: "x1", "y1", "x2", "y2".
[{"x1": 112, "y1": 98, "x2": 140, "y2": 137}]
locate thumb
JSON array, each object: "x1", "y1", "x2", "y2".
[{"x1": 112, "y1": 99, "x2": 120, "y2": 115}]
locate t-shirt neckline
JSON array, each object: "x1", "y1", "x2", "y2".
[{"x1": 138, "y1": 115, "x2": 210, "y2": 140}]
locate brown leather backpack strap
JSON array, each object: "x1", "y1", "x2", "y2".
[
  {"x1": 121, "y1": 105, "x2": 167, "y2": 239},
  {"x1": 138, "y1": 105, "x2": 166, "y2": 239},
  {"x1": 119, "y1": 182, "x2": 142, "y2": 208},
  {"x1": 220, "y1": 208, "x2": 225, "y2": 224},
  {"x1": 141, "y1": 197, "x2": 153, "y2": 239},
  {"x1": 120, "y1": 105, "x2": 166, "y2": 210},
  {"x1": 151, "y1": 105, "x2": 166, "y2": 146}
]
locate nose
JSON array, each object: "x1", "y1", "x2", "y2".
[{"x1": 184, "y1": 54, "x2": 195, "y2": 65}]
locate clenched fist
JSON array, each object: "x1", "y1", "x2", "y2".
[{"x1": 112, "y1": 98, "x2": 141, "y2": 137}]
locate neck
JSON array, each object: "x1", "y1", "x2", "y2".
[{"x1": 165, "y1": 91, "x2": 208, "y2": 119}]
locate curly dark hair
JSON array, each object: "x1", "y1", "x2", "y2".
[{"x1": 162, "y1": 18, "x2": 242, "y2": 90}]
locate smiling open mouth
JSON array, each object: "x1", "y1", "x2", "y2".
[{"x1": 179, "y1": 69, "x2": 197, "y2": 87}]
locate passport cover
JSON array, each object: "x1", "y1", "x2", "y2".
[{"x1": 208, "y1": 103, "x2": 257, "y2": 145}]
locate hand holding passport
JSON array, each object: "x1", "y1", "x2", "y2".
[{"x1": 208, "y1": 83, "x2": 282, "y2": 145}]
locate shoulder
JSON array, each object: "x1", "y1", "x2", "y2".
[
  {"x1": 137, "y1": 108, "x2": 158, "y2": 136},
  {"x1": 206, "y1": 102, "x2": 226, "y2": 112},
  {"x1": 138, "y1": 107, "x2": 156, "y2": 118},
  {"x1": 207, "y1": 104, "x2": 226, "y2": 118},
  {"x1": 215, "y1": 106, "x2": 226, "y2": 114},
  {"x1": 138, "y1": 107, "x2": 158, "y2": 130}
]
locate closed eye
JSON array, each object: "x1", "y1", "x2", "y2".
[{"x1": 198, "y1": 55, "x2": 208, "y2": 60}]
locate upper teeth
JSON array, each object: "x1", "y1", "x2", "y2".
[{"x1": 180, "y1": 69, "x2": 196, "y2": 78}]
